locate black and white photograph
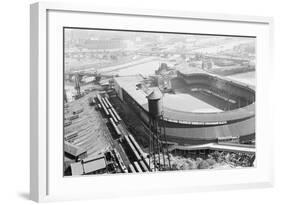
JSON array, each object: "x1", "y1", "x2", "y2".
[{"x1": 63, "y1": 28, "x2": 256, "y2": 176}]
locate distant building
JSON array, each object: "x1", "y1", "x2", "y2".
[{"x1": 83, "y1": 39, "x2": 125, "y2": 50}]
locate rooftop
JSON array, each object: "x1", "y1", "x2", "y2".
[
  {"x1": 64, "y1": 141, "x2": 87, "y2": 157},
  {"x1": 114, "y1": 75, "x2": 149, "y2": 107},
  {"x1": 83, "y1": 157, "x2": 106, "y2": 174},
  {"x1": 70, "y1": 162, "x2": 84, "y2": 176},
  {"x1": 70, "y1": 156, "x2": 107, "y2": 176}
]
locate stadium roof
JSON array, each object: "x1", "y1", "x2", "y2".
[
  {"x1": 177, "y1": 65, "x2": 255, "y2": 90},
  {"x1": 161, "y1": 104, "x2": 255, "y2": 123},
  {"x1": 114, "y1": 75, "x2": 148, "y2": 106}
]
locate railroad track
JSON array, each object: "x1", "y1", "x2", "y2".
[{"x1": 96, "y1": 94, "x2": 151, "y2": 173}]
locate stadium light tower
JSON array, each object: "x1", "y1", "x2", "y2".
[{"x1": 147, "y1": 89, "x2": 171, "y2": 171}]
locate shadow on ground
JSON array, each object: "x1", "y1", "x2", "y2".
[{"x1": 18, "y1": 192, "x2": 30, "y2": 200}]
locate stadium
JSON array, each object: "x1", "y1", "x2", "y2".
[{"x1": 113, "y1": 71, "x2": 255, "y2": 145}]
